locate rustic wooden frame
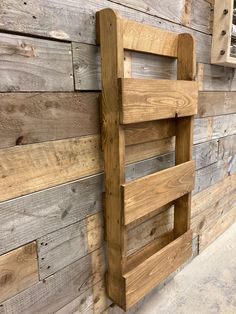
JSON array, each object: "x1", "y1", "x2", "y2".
[
  {"x1": 211, "y1": 0, "x2": 236, "y2": 68},
  {"x1": 97, "y1": 8, "x2": 197, "y2": 310}
]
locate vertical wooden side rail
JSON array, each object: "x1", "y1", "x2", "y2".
[
  {"x1": 96, "y1": 9, "x2": 126, "y2": 308},
  {"x1": 174, "y1": 34, "x2": 196, "y2": 238}
]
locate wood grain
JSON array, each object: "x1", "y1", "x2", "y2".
[
  {"x1": 122, "y1": 161, "x2": 195, "y2": 225},
  {"x1": 0, "y1": 92, "x2": 99, "y2": 149},
  {"x1": 37, "y1": 213, "x2": 103, "y2": 279},
  {"x1": 123, "y1": 230, "x2": 192, "y2": 309},
  {"x1": 0, "y1": 248, "x2": 105, "y2": 314},
  {"x1": 97, "y1": 8, "x2": 126, "y2": 307},
  {"x1": 0, "y1": 242, "x2": 38, "y2": 303},
  {"x1": 0, "y1": 135, "x2": 102, "y2": 203},
  {"x1": 0, "y1": 33, "x2": 73, "y2": 91},
  {"x1": 120, "y1": 78, "x2": 198, "y2": 123},
  {"x1": 122, "y1": 18, "x2": 178, "y2": 57}
]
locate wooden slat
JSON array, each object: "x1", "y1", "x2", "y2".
[
  {"x1": 198, "y1": 92, "x2": 236, "y2": 117},
  {"x1": 0, "y1": 92, "x2": 99, "y2": 149},
  {"x1": 124, "y1": 119, "x2": 176, "y2": 146},
  {"x1": 122, "y1": 19, "x2": 178, "y2": 57},
  {"x1": 123, "y1": 230, "x2": 192, "y2": 309},
  {"x1": 0, "y1": 242, "x2": 38, "y2": 303},
  {"x1": 0, "y1": 33, "x2": 73, "y2": 92},
  {"x1": 122, "y1": 160, "x2": 195, "y2": 225},
  {"x1": 0, "y1": 135, "x2": 102, "y2": 203},
  {"x1": 120, "y1": 78, "x2": 198, "y2": 124}
]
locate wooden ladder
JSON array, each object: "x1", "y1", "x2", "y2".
[{"x1": 97, "y1": 8, "x2": 198, "y2": 311}]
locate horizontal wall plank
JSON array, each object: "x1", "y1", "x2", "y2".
[
  {"x1": 194, "y1": 114, "x2": 236, "y2": 144},
  {"x1": 109, "y1": 0, "x2": 212, "y2": 34},
  {"x1": 219, "y1": 134, "x2": 236, "y2": 175},
  {"x1": 0, "y1": 248, "x2": 105, "y2": 314},
  {"x1": 120, "y1": 78, "x2": 198, "y2": 123},
  {"x1": 0, "y1": 135, "x2": 102, "y2": 203},
  {"x1": 123, "y1": 161, "x2": 195, "y2": 224},
  {"x1": 197, "y1": 63, "x2": 236, "y2": 92},
  {"x1": 55, "y1": 280, "x2": 110, "y2": 314},
  {"x1": 199, "y1": 206, "x2": 236, "y2": 252},
  {"x1": 37, "y1": 213, "x2": 103, "y2": 279},
  {"x1": 0, "y1": 33, "x2": 73, "y2": 91},
  {"x1": 0, "y1": 0, "x2": 211, "y2": 63},
  {"x1": 198, "y1": 92, "x2": 236, "y2": 117},
  {"x1": 0, "y1": 242, "x2": 38, "y2": 303},
  {"x1": 0, "y1": 92, "x2": 99, "y2": 149}
]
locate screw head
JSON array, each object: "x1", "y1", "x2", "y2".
[
  {"x1": 220, "y1": 50, "x2": 226, "y2": 55},
  {"x1": 221, "y1": 30, "x2": 226, "y2": 36},
  {"x1": 223, "y1": 9, "x2": 228, "y2": 15}
]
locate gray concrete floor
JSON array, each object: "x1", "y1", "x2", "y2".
[{"x1": 137, "y1": 224, "x2": 236, "y2": 314}]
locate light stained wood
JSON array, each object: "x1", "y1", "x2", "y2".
[
  {"x1": 0, "y1": 242, "x2": 38, "y2": 303},
  {"x1": 122, "y1": 18, "x2": 178, "y2": 57},
  {"x1": 123, "y1": 230, "x2": 192, "y2": 309},
  {"x1": 120, "y1": 78, "x2": 198, "y2": 123},
  {"x1": 124, "y1": 119, "x2": 176, "y2": 145},
  {"x1": 122, "y1": 161, "x2": 195, "y2": 225},
  {"x1": 174, "y1": 32, "x2": 196, "y2": 238},
  {"x1": 0, "y1": 135, "x2": 102, "y2": 203},
  {"x1": 0, "y1": 92, "x2": 99, "y2": 149},
  {"x1": 0, "y1": 33, "x2": 73, "y2": 91},
  {"x1": 211, "y1": 0, "x2": 236, "y2": 68},
  {"x1": 97, "y1": 8, "x2": 126, "y2": 307}
]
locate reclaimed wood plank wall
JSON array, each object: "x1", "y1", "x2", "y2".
[{"x1": 0, "y1": 0, "x2": 235, "y2": 313}]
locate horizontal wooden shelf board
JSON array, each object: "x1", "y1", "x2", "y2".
[
  {"x1": 122, "y1": 19, "x2": 178, "y2": 57},
  {"x1": 122, "y1": 160, "x2": 195, "y2": 225},
  {"x1": 120, "y1": 78, "x2": 198, "y2": 124},
  {"x1": 123, "y1": 230, "x2": 192, "y2": 309}
]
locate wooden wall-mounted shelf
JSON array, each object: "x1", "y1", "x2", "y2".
[
  {"x1": 212, "y1": 0, "x2": 236, "y2": 68},
  {"x1": 97, "y1": 9, "x2": 198, "y2": 311}
]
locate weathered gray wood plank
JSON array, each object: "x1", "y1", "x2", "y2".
[
  {"x1": 198, "y1": 92, "x2": 236, "y2": 117},
  {"x1": 0, "y1": 248, "x2": 106, "y2": 314},
  {"x1": 197, "y1": 63, "x2": 236, "y2": 92},
  {"x1": 194, "y1": 114, "x2": 236, "y2": 144},
  {"x1": 109, "y1": 0, "x2": 212, "y2": 34},
  {"x1": 219, "y1": 134, "x2": 236, "y2": 175},
  {"x1": 0, "y1": 33, "x2": 73, "y2": 91},
  {"x1": 0, "y1": 92, "x2": 99, "y2": 149},
  {"x1": 37, "y1": 213, "x2": 104, "y2": 279},
  {"x1": 0, "y1": 0, "x2": 211, "y2": 63}
]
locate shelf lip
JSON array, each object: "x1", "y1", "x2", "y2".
[
  {"x1": 122, "y1": 160, "x2": 195, "y2": 225},
  {"x1": 119, "y1": 78, "x2": 198, "y2": 124},
  {"x1": 123, "y1": 230, "x2": 192, "y2": 309}
]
